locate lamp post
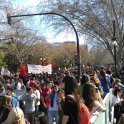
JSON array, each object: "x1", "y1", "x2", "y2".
[
  {"x1": 112, "y1": 20, "x2": 117, "y2": 76},
  {"x1": 7, "y1": 12, "x2": 81, "y2": 80}
]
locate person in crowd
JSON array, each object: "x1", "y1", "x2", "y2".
[
  {"x1": 62, "y1": 75, "x2": 82, "y2": 124},
  {"x1": 20, "y1": 79, "x2": 26, "y2": 90},
  {"x1": 6, "y1": 86, "x2": 20, "y2": 107},
  {"x1": 16, "y1": 79, "x2": 22, "y2": 90},
  {"x1": 28, "y1": 78, "x2": 37, "y2": 89},
  {"x1": 10, "y1": 78, "x2": 16, "y2": 88},
  {"x1": 48, "y1": 85, "x2": 59, "y2": 124},
  {"x1": 83, "y1": 83, "x2": 105, "y2": 117},
  {"x1": 58, "y1": 89, "x2": 65, "y2": 124},
  {"x1": 41, "y1": 83, "x2": 51, "y2": 116},
  {"x1": 33, "y1": 85, "x2": 40, "y2": 113},
  {"x1": 16, "y1": 78, "x2": 26, "y2": 90},
  {"x1": 90, "y1": 71, "x2": 103, "y2": 96},
  {"x1": 106, "y1": 69, "x2": 114, "y2": 86},
  {"x1": 0, "y1": 94, "x2": 12, "y2": 123},
  {"x1": 4, "y1": 79, "x2": 11, "y2": 91},
  {"x1": 2, "y1": 107, "x2": 26, "y2": 124},
  {"x1": 21, "y1": 87, "x2": 36, "y2": 124},
  {"x1": 112, "y1": 86, "x2": 124, "y2": 124},
  {"x1": 112, "y1": 86, "x2": 122, "y2": 106},
  {"x1": 99, "y1": 70, "x2": 111, "y2": 97},
  {"x1": 79, "y1": 73, "x2": 90, "y2": 95},
  {"x1": 0, "y1": 82, "x2": 5, "y2": 94}
]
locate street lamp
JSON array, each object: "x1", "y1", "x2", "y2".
[{"x1": 7, "y1": 12, "x2": 81, "y2": 80}]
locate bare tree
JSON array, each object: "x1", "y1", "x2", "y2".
[
  {"x1": 0, "y1": 1, "x2": 46, "y2": 68},
  {"x1": 37, "y1": 0, "x2": 124, "y2": 69}
]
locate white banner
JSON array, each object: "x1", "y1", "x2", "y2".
[
  {"x1": 1, "y1": 67, "x2": 11, "y2": 76},
  {"x1": 28, "y1": 64, "x2": 42, "y2": 74},
  {"x1": 28, "y1": 64, "x2": 52, "y2": 74},
  {"x1": 41, "y1": 64, "x2": 52, "y2": 74}
]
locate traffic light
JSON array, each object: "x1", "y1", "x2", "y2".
[
  {"x1": 74, "y1": 52, "x2": 78, "y2": 65},
  {"x1": 7, "y1": 13, "x2": 11, "y2": 25}
]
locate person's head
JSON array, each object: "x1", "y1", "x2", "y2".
[
  {"x1": 6, "y1": 107, "x2": 25, "y2": 124},
  {"x1": 63, "y1": 75, "x2": 78, "y2": 96},
  {"x1": 81, "y1": 74, "x2": 90, "y2": 85},
  {"x1": 6, "y1": 79, "x2": 10, "y2": 84},
  {"x1": 83, "y1": 83, "x2": 97, "y2": 111},
  {"x1": 106, "y1": 69, "x2": 112, "y2": 75},
  {"x1": 114, "y1": 78, "x2": 121, "y2": 84},
  {"x1": 11, "y1": 78, "x2": 15, "y2": 83},
  {"x1": 42, "y1": 83, "x2": 47, "y2": 90},
  {"x1": 113, "y1": 86, "x2": 122, "y2": 97},
  {"x1": 7, "y1": 87, "x2": 14, "y2": 96},
  {"x1": 58, "y1": 89, "x2": 64, "y2": 99},
  {"x1": 26, "y1": 87, "x2": 33, "y2": 95},
  {"x1": 19, "y1": 79, "x2": 23, "y2": 84},
  {"x1": 52, "y1": 85, "x2": 58, "y2": 93},
  {"x1": 34, "y1": 85, "x2": 38, "y2": 91}
]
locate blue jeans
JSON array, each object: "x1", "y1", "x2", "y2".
[
  {"x1": 35, "y1": 105, "x2": 39, "y2": 113},
  {"x1": 48, "y1": 110, "x2": 58, "y2": 124}
]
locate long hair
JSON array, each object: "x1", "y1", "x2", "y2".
[
  {"x1": 5, "y1": 107, "x2": 25, "y2": 124},
  {"x1": 63, "y1": 75, "x2": 78, "y2": 96},
  {"x1": 83, "y1": 83, "x2": 97, "y2": 111},
  {"x1": 63, "y1": 75, "x2": 81, "y2": 121},
  {"x1": 100, "y1": 70, "x2": 108, "y2": 86}
]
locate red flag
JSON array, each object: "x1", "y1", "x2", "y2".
[
  {"x1": 51, "y1": 60, "x2": 56, "y2": 71},
  {"x1": 19, "y1": 65, "x2": 28, "y2": 78}
]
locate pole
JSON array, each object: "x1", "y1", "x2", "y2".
[
  {"x1": 114, "y1": 44, "x2": 117, "y2": 76},
  {"x1": 7, "y1": 12, "x2": 80, "y2": 80},
  {"x1": 112, "y1": 20, "x2": 117, "y2": 76}
]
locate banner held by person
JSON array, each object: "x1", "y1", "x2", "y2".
[
  {"x1": 1, "y1": 67, "x2": 11, "y2": 77},
  {"x1": 28, "y1": 64, "x2": 52, "y2": 74}
]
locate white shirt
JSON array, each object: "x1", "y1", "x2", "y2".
[
  {"x1": 90, "y1": 101, "x2": 105, "y2": 117},
  {"x1": 16, "y1": 82, "x2": 21, "y2": 90},
  {"x1": 112, "y1": 94, "x2": 121, "y2": 106},
  {"x1": 34, "y1": 90, "x2": 40, "y2": 106}
]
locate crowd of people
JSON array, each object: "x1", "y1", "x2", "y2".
[{"x1": 0, "y1": 65, "x2": 124, "y2": 124}]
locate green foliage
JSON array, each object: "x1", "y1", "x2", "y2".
[
  {"x1": 4, "y1": 53, "x2": 20, "y2": 73},
  {"x1": 0, "y1": 50, "x2": 7, "y2": 69}
]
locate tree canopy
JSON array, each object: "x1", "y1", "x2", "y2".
[{"x1": 38, "y1": 0, "x2": 124, "y2": 69}]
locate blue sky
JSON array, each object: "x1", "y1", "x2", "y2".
[{"x1": 12, "y1": 0, "x2": 85, "y2": 44}]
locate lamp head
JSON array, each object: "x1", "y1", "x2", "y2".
[{"x1": 112, "y1": 40, "x2": 117, "y2": 46}]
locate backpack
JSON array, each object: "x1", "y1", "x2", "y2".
[
  {"x1": 66, "y1": 95, "x2": 90, "y2": 124},
  {"x1": 79, "y1": 102, "x2": 90, "y2": 124}
]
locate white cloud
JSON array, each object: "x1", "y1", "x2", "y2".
[
  {"x1": 13, "y1": 0, "x2": 40, "y2": 9},
  {"x1": 22, "y1": 0, "x2": 40, "y2": 7}
]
